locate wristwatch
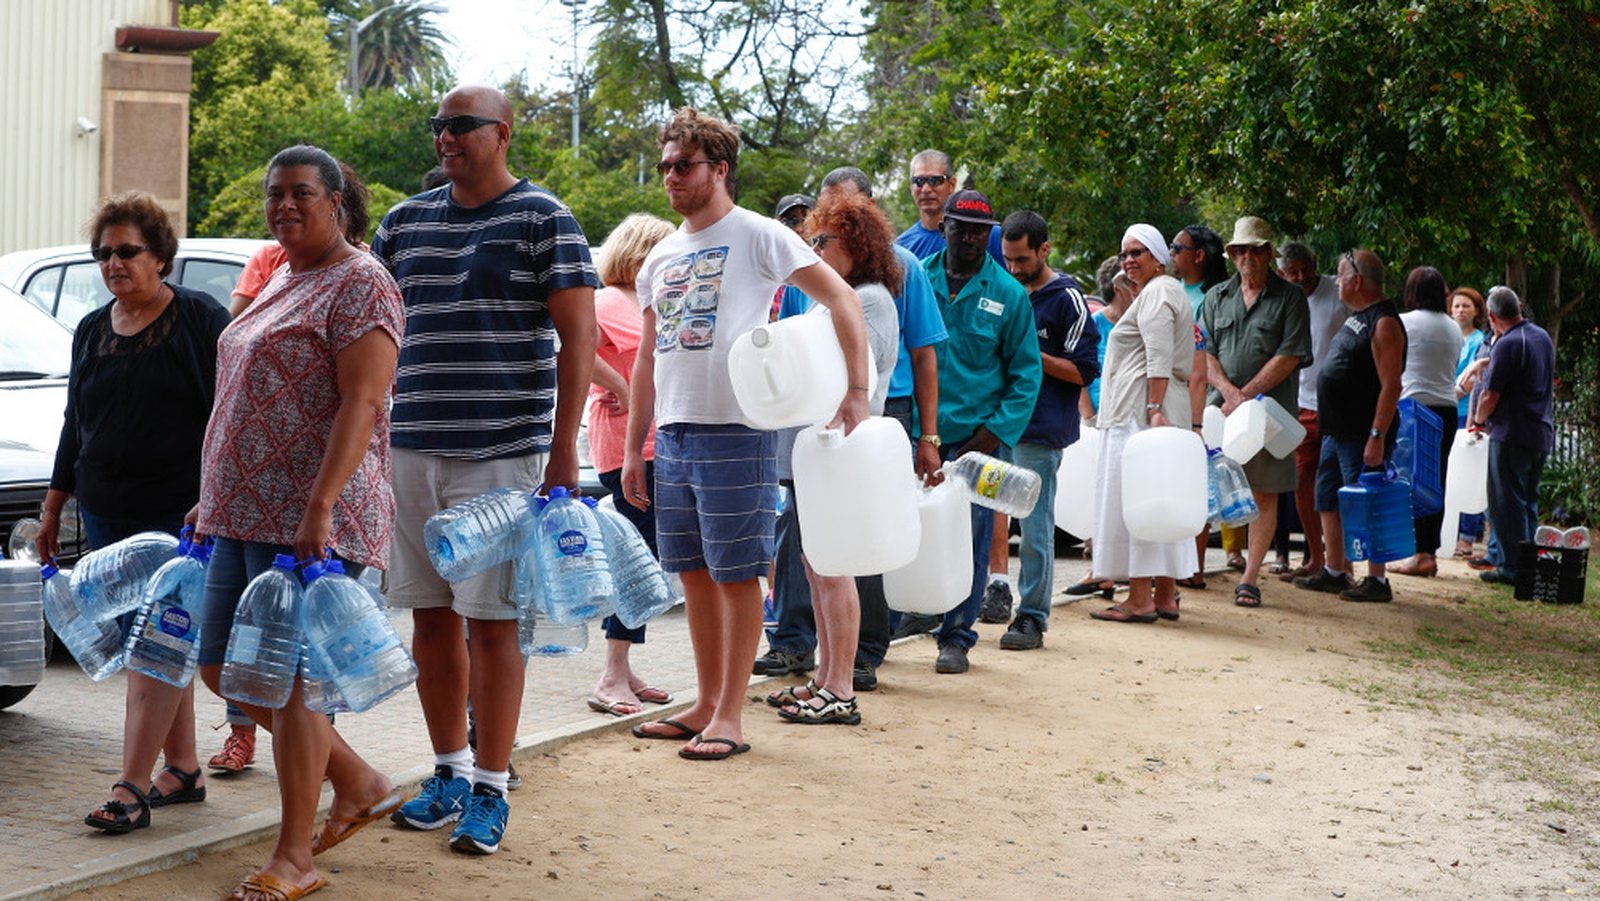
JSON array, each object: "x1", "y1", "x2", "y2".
[
  {"x1": 1369, "y1": 427, "x2": 1382, "y2": 438},
  {"x1": 919, "y1": 434, "x2": 942, "y2": 447},
  {"x1": 1146, "y1": 402, "x2": 1163, "y2": 412}
]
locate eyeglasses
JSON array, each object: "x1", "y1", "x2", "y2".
[
  {"x1": 910, "y1": 175, "x2": 949, "y2": 188},
  {"x1": 1170, "y1": 242, "x2": 1198, "y2": 254},
  {"x1": 92, "y1": 244, "x2": 148, "y2": 263},
  {"x1": 779, "y1": 213, "x2": 807, "y2": 228},
  {"x1": 1118, "y1": 247, "x2": 1149, "y2": 261},
  {"x1": 655, "y1": 158, "x2": 717, "y2": 177},
  {"x1": 429, "y1": 115, "x2": 503, "y2": 137},
  {"x1": 810, "y1": 234, "x2": 837, "y2": 250}
]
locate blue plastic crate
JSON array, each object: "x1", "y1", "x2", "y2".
[{"x1": 1394, "y1": 398, "x2": 1443, "y2": 518}]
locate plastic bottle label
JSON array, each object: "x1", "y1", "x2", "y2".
[
  {"x1": 159, "y1": 604, "x2": 193, "y2": 639},
  {"x1": 231, "y1": 625, "x2": 262, "y2": 665},
  {"x1": 323, "y1": 622, "x2": 389, "y2": 671},
  {"x1": 974, "y1": 463, "x2": 1004, "y2": 500},
  {"x1": 556, "y1": 530, "x2": 588, "y2": 557}
]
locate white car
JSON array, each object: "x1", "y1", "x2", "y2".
[{"x1": 0, "y1": 237, "x2": 268, "y2": 329}]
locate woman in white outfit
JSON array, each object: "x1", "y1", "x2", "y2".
[{"x1": 1089, "y1": 224, "x2": 1199, "y2": 623}]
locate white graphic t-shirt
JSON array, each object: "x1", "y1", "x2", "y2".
[{"x1": 638, "y1": 206, "x2": 819, "y2": 426}]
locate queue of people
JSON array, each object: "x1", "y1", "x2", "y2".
[{"x1": 31, "y1": 84, "x2": 1559, "y2": 901}]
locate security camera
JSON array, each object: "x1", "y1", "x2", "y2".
[{"x1": 76, "y1": 117, "x2": 98, "y2": 136}]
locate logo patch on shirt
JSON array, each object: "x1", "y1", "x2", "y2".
[{"x1": 978, "y1": 297, "x2": 1005, "y2": 317}]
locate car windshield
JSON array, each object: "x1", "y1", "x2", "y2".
[{"x1": 0, "y1": 284, "x2": 70, "y2": 379}]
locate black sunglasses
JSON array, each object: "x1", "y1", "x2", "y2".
[
  {"x1": 92, "y1": 244, "x2": 148, "y2": 263},
  {"x1": 910, "y1": 174, "x2": 949, "y2": 188},
  {"x1": 779, "y1": 213, "x2": 806, "y2": 228},
  {"x1": 1118, "y1": 247, "x2": 1150, "y2": 261},
  {"x1": 655, "y1": 158, "x2": 717, "y2": 177},
  {"x1": 810, "y1": 233, "x2": 837, "y2": 250},
  {"x1": 1170, "y1": 242, "x2": 1198, "y2": 254},
  {"x1": 429, "y1": 115, "x2": 503, "y2": 137}
]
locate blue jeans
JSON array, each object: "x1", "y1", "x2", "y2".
[
  {"x1": 1485, "y1": 439, "x2": 1547, "y2": 577},
  {"x1": 938, "y1": 444, "x2": 998, "y2": 651},
  {"x1": 197, "y1": 537, "x2": 365, "y2": 667},
  {"x1": 1013, "y1": 443, "x2": 1061, "y2": 630},
  {"x1": 598, "y1": 466, "x2": 653, "y2": 644}
]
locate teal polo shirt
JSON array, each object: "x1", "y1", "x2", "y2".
[{"x1": 923, "y1": 251, "x2": 1042, "y2": 447}]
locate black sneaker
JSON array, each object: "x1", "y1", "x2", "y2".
[
  {"x1": 852, "y1": 662, "x2": 878, "y2": 692},
  {"x1": 890, "y1": 614, "x2": 941, "y2": 641},
  {"x1": 999, "y1": 616, "x2": 1044, "y2": 650},
  {"x1": 752, "y1": 648, "x2": 815, "y2": 676},
  {"x1": 934, "y1": 644, "x2": 969, "y2": 674},
  {"x1": 1340, "y1": 576, "x2": 1394, "y2": 603},
  {"x1": 1293, "y1": 569, "x2": 1354, "y2": 594},
  {"x1": 978, "y1": 581, "x2": 1013, "y2": 624}
]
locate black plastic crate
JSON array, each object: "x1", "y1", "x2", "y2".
[{"x1": 1514, "y1": 542, "x2": 1589, "y2": 604}]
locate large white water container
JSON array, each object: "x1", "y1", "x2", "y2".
[
  {"x1": 1054, "y1": 426, "x2": 1100, "y2": 540},
  {"x1": 883, "y1": 480, "x2": 973, "y2": 615},
  {"x1": 728, "y1": 313, "x2": 874, "y2": 429},
  {"x1": 791, "y1": 418, "x2": 919, "y2": 576},
  {"x1": 1201, "y1": 405, "x2": 1226, "y2": 449},
  {"x1": 1122, "y1": 427, "x2": 1208, "y2": 542},
  {"x1": 1258, "y1": 394, "x2": 1306, "y2": 458},
  {"x1": 1221, "y1": 398, "x2": 1267, "y2": 462},
  {"x1": 1445, "y1": 429, "x2": 1489, "y2": 514}
]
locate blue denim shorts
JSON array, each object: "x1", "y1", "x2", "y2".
[
  {"x1": 652, "y1": 424, "x2": 778, "y2": 583},
  {"x1": 1315, "y1": 434, "x2": 1372, "y2": 512},
  {"x1": 198, "y1": 537, "x2": 364, "y2": 666}
]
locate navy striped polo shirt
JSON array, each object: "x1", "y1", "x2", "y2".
[{"x1": 372, "y1": 179, "x2": 597, "y2": 460}]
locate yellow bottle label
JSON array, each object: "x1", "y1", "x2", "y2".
[{"x1": 975, "y1": 462, "x2": 1004, "y2": 499}]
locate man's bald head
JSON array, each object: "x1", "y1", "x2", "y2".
[{"x1": 441, "y1": 84, "x2": 513, "y2": 127}]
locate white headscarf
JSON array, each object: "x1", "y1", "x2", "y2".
[{"x1": 1121, "y1": 223, "x2": 1170, "y2": 270}]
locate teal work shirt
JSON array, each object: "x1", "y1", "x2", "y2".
[{"x1": 924, "y1": 251, "x2": 1042, "y2": 447}]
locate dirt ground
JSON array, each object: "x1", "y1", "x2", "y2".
[{"x1": 72, "y1": 560, "x2": 1598, "y2": 900}]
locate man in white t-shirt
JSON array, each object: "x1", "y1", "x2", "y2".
[
  {"x1": 620, "y1": 107, "x2": 869, "y2": 760},
  {"x1": 1277, "y1": 240, "x2": 1347, "y2": 582}
]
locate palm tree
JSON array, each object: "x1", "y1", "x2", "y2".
[{"x1": 330, "y1": 0, "x2": 452, "y2": 92}]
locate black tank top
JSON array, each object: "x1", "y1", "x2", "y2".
[{"x1": 1317, "y1": 299, "x2": 1405, "y2": 439}]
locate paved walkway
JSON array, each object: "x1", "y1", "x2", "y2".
[{"x1": 0, "y1": 548, "x2": 1225, "y2": 900}]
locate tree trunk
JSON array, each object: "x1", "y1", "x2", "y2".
[{"x1": 1504, "y1": 251, "x2": 1528, "y2": 310}]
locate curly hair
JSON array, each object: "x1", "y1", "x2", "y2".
[
  {"x1": 596, "y1": 213, "x2": 676, "y2": 287},
  {"x1": 658, "y1": 107, "x2": 741, "y2": 188},
  {"x1": 87, "y1": 191, "x2": 178, "y2": 277},
  {"x1": 1450, "y1": 285, "x2": 1487, "y2": 331},
  {"x1": 805, "y1": 192, "x2": 903, "y2": 296}
]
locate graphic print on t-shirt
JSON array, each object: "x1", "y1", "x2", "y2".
[{"x1": 656, "y1": 246, "x2": 728, "y2": 353}]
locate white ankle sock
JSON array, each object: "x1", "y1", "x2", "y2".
[
  {"x1": 473, "y1": 767, "x2": 509, "y2": 796},
  {"x1": 988, "y1": 573, "x2": 1011, "y2": 588},
  {"x1": 437, "y1": 746, "x2": 473, "y2": 781}
]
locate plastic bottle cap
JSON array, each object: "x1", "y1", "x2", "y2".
[
  {"x1": 582, "y1": 496, "x2": 598, "y2": 508},
  {"x1": 548, "y1": 485, "x2": 570, "y2": 499},
  {"x1": 41, "y1": 563, "x2": 58, "y2": 580},
  {"x1": 326, "y1": 559, "x2": 346, "y2": 575},
  {"x1": 303, "y1": 559, "x2": 330, "y2": 582},
  {"x1": 272, "y1": 553, "x2": 298, "y2": 569},
  {"x1": 1255, "y1": 393, "x2": 1265, "y2": 401},
  {"x1": 751, "y1": 327, "x2": 771, "y2": 348}
]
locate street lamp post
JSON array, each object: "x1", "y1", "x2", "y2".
[
  {"x1": 559, "y1": 0, "x2": 585, "y2": 153},
  {"x1": 346, "y1": 3, "x2": 444, "y2": 97}
]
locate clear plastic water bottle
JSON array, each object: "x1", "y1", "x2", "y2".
[
  {"x1": 300, "y1": 645, "x2": 348, "y2": 715},
  {"x1": 70, "y1": 531, "x2": 180, "y2": 622},
  {"x1": 301, "y1": 559, "x2": 416, "y2": 713},
  {"x1": 221, "y1": 554, "x2": 305, "y2": 710},
  {"x1": 517, "y1": 611, "x2": 588, "y2": 657},
  {"x1": 1206, "y1": 448, "x2": 1224, "y2": 528},
  {"x1": 123, "y1": 534, "x2": 212, "y2": 688},
  {"x1": 423, "y1": 488, "x2": 538, "y2": 582},
  {"x1": 0, "y1": 561, "x2": 47, "y2": 688},
  {"x1": 1214, "y1": 452, "x2": 1259, "y2": 528},
  {"x1": 943, "y1": 451, "x2": 1041, "y2": 518},
  {"x1": 534, "y1": 487, "x2": 614, "y2": 624},
  {"x1": 592, "y1": 503, "x2": 671, "y2": 630},
  {"x1": 41, "y1": 562, "x2": 125, "y2": 681}
]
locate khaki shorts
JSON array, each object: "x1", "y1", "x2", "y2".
[{"x1": 387, "y1": 447, "x2": 547, "y2": 621}]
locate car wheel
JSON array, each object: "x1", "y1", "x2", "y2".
[{"x1": 0, "y1": 683, "x2": 37, "y2": 710}]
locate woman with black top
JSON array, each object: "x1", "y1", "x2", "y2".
[{"x1": 35, "y1": 191, "x2": 231, "y2": 833}]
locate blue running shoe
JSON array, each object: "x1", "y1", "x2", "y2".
[
  {"x1": 391, "y1": 765, "x2": 471, "y2": 830},
  {"x1": 449, "y1": 784, "x2": 509, "y2": 854},
  {"x1": 761, "y1": 592, "x2": 778, "y2": 629}
]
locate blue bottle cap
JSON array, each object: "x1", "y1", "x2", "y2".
[
  {"x1": 581, "y1": 496, "x2": 598, "y2": 509},
  {"x1": 183, "y1": 541, "x2": 213, "y2": 564},
  {"x1": 548, "y1": 485, "x2": 570, "y2": 500},
  {"x1": 41, "y1": 563, "x2": 59, "y2": 580},
  {"x1": 272, "y1": 553, "x2": 298, "y2": 569},
  {"x1": 325, "y1": 559, "x2": 346, "y2": 575},
  {"x1": 302, "y1": 559, "x2": 330, "y2": 583}
]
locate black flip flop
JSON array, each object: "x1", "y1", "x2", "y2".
[
  {"x1": 1089, "y1": 603, "x2": 1159, "y2": 624},
  {"x1": 631, "y1": 718, "x2": 698, "y2": 741},
  {"x1": 1234, "y1": 583, "x2": 1263, "y2": 608},
  {"x1": 678, "y1": 737, "x2": 751, "y2": 760},
  {"x1": 1156, "y1": 592, "x2": 1181, "y2": 621}
]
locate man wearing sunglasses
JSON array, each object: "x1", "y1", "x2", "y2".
[
  {"x1": 897, "y1": 189, "x2": 1040, "y2": 675},
  {"x1": 894, "y1": 149, "x2": 1006, "y2": 266},
  {"x1": 371, "y1": 84, "x2": 599, "y2": 855},
  {"x1": 622, "y1": 107, "x2": 870, "y2": 761}
]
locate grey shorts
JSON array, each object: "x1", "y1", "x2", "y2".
[{"x1": 386, "y1": 447, "x2": 546, "y2": 621}]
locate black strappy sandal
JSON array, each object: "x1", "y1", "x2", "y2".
[
  {"x1": 85, "y1": 780, "x2": 151, "y2": 834},
  {"x1": 147, "y1": 765, "x2": 206, "y2": 808}
]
